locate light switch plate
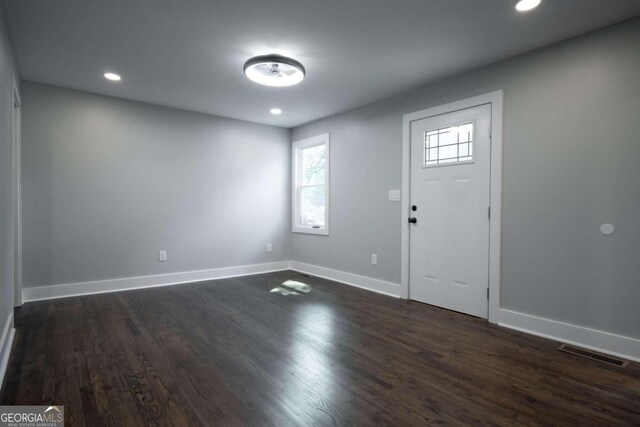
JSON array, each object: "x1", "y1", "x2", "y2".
[
  {"x1": 158, "y1": 250, "x2": 167, "y2": 262},
  {"x1": 388, "y1": 189, "x2": 401, "y2": 201},
  {"x1": 266, "y1": 243, "x2": 273, "y2": 253}
]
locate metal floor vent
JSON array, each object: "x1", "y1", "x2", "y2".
[{"x1": 558, "y1": 344, "x2": 628, "y2": 367}]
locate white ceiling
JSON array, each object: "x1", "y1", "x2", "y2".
[{"x1": 4, "y1": 0, "x2": 640, "y2": 127}]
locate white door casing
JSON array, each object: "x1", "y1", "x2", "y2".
[{"x1": 401, "y1": 91, "x2": 503, "y2": 323}]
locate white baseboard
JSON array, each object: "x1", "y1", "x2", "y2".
[
  {"x1": 290, "y1": 261, "x2": 401, "y2": 298},
  {"x1": 0, "y1": 312, "x2": 15, "y2": 390},
  {"x1": 499, "y1": 309, "x2": 640, "y2": 363},
  {"x1": 19, "y1": 261, "x2": 639, "y2": 363},
  {"x1": 22, "y1": 261, "x2": 291, "y2": 302},
  {"x1": 21, "y1": 259, "x2": 401, "y2": 303}
]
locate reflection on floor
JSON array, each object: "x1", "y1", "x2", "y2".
[
  {"x1": 270, "y1": 279, "x2": 313, "y2": 296},
  {"x1": 1, "y1": 270, "x2": 639, "y2": 426}
]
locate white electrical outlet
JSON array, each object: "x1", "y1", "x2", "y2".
[
  {"x1": 158, "y1": 250, "x2": 167, "y2": 262},
  {"x1": 266, "y1": 244, "x2": 273, "y2": 253},
  {"x1": 371, "y1": 254, "x2": 378, "y2": 265}
]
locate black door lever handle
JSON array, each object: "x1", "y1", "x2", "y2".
[{"x1": 408, "y1": 217, "x2": 417, "y2": 224}]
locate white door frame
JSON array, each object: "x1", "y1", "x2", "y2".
[
  {"x1": 400, "y1": 91, "x2": 503, "y2": 323},
  {"x1": 12, "y1": 81, "x2": 22, "y2": 307}
]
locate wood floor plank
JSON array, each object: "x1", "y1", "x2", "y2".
[{"x1": 2, "y1": 270, "x2": 639, "y2": 426}]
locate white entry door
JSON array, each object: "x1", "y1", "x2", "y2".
[{"x1": 409, "y1": 104, "x2": 491, "y2": 318}]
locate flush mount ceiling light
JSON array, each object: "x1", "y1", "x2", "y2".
[
  {"x1": 270, "y1": 107, "x2": 282, "y2": 115},
  {"x1": 244, "y1": 54, "x2": 305, "y2": 87},
  {"x1": 515, "y1": 0, "x2": 541, "y2": 12},
  {"x1": 104, "y1": 72, "x2": 122, "y2": 81}
]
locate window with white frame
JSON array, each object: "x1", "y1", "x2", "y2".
[
  {"x1": 292, "y1": 134, "x2": 329, "y2": 235},
  {"x1": 424, "y1": 122, "x2": 474, "y2": 166}
]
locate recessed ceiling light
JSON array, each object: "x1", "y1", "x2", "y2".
[
  {"x1": 270, "y1": 108, "x2": 282, "y2": 115},
  {"x1": 104, "y1": 72, "x2": 122, "y2": 81},
  {"x1": 244, "y1": 54, "x2": 305, "y2": 87},
  {"x1": 515, "y1": 0, "x2": 541, "y2": 12}
]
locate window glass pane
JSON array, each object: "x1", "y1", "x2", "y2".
[
  {"x1": 458, "y1": 123, "x2": 473, "y2": 143},
  {"x1": 423, "y1": 122, "x2": 474, "y2": 166},
  {"x1": 439, "y1": 157, "x2": 458, "y2": 164},
  {"x1": 301, "y1": 144, "x2": 326, "y2": 185},
  {"x1": 300, "y1": 186, "x2": 325, "y2": 226},
  {"x1": 426, "y1": 132, "x2": 439, "y2": 149},
  {"x1": 438, "y1": 128, "x2": 457, "y2": 146},
  {"x1": 438, "y1": 144, "x2": 457, "y2": 160},
  {"x1": 426, "y1": 147, "x2": 439, "y2": 163},
  {"x1": 459, "y1": 143, "x2": 469, "y2": 157}
]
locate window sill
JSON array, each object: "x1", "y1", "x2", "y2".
[{"x1": 292, "y1": 226, "x2": 329, "y2": 236}]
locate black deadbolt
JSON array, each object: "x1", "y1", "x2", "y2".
[{"x1": 411, "y1": 205, "x2": 417, "y2": 211}]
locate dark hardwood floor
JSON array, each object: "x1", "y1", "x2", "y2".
[{"x1": 1, "y1": 270, "x2": 639, "y2": 426}]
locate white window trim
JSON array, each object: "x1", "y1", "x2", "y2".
[{"x1": 292, "y1": 133, "x2": 330, "y2": 235}]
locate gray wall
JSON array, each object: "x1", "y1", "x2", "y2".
[
  {"x1": 292, "y1": 18, "x2": 640, "y2": 339},
  {"x1": 21, "y1": 82, "x2": 291, "y2": 288},
  {"x1": 17, "y1": 18, "x2": 640, "y2": 341},
  {"x1": 0, "y1": 4, "x2": 17, "y2": 330}
]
